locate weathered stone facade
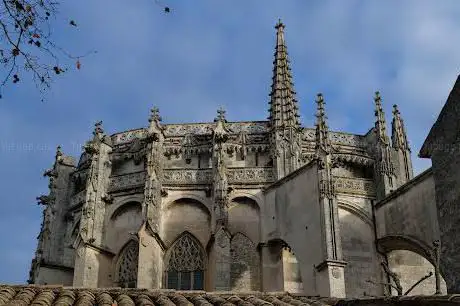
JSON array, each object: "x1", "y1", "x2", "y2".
[
  {"x1": 28, "y1": 20, "x2": 447, "y2": 298},
  {"x1": 420, "y1": 75, "x2": 460, "y2": 294}
]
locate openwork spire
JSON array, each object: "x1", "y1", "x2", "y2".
[
  {"x1": 374, "y1": 91, "x2": 389, "y2": 144},
  {"x1": 315, "y1": 93, "x2": 331, "y2": 152},
  {"x1": 391, "y1": 104, "x2": 410, "y2": 151},
  {"x1": 268, "y1": 19, "x2": 300, "y2": 129}
]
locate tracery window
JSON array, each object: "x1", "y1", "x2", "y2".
[
  {"x1": 117, "y1": 240, "x2": 139, "y2": 288},
  {"x1": 165, "y1": 232, "x2": 205, "y2": 290}
]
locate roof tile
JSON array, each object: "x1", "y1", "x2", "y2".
[{"x1": 1, "y1": 285, "x2": 460, "y2": 305}]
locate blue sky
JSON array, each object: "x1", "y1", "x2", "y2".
[{"x1": 1, "y1": 0, "x2": 460, "y2": 283}]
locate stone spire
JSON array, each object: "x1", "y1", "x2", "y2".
[
  {"x1": 372, "y1": 91, "x2": 396, "y2": 199},
  {"x1": 268, "y1": 19, "x2": 300, "y2": 129},
  {"x1": 374, "y1": 91, "x2": 389, "y2": 144},
  {"x1": 391, "y1": 104, "x2": 410, "y2": 151},
  {"x1": 391, "y1": 104, "x2": 413, "y2": 183},
  {"x1": 315, "y1": 93, "x2": 331, "y2": 153}
]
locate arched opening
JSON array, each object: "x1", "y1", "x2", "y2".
[
  {"x1": 228, "y1": 196, "x2": 260, "y2": 244},
  {"x1": 164, "y1": 232, "x2": 206, "y2": 290},
  {"x1": 266, "y1": 239, "x2": 303, "y2": 293},
  {"x1": 106, "y1": 201, "x2": 142, "y2": 253},
  {"x1": 162, "y1": 198, "x2": 211, "y2": 248},
  {"x1": 116, "y1": 240, "x2": 139, "y2": 288},
  {"x1": 377, "y1": 235, "x2": 447, "y2": 295},
  {"x1": 282, "y1": 247, "x2": 303, "y2": 293},
  {"x1": 387, "y1": 249, "x2": 447, "y2": 295}
]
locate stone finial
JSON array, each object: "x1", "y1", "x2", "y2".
[
  {"x1": 55, "y1": 145, "x2": 63, "y2": 162},
  {"x1": 275, "y1": 18, "x2": 285, "y2": 30},
  {"x1": 149, "y1": 106, "x2": 162, "y2": 124},
  {"x1": 214, "y1": 106, "x2": 226, "y2": 123},
  {"x1": 93, "y1": 121, "x2": 104, "y2": 137}
]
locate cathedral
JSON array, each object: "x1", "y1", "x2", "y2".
[{"x1": 27, "y1": 20, "x2": 448, "y2": 298}]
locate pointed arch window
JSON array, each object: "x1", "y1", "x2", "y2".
[
  {"x1": 165, "y1": 232, "x2": 205, "y2": 290},
  {"x1": 117, "y1": 240, "x2": 139, "y2": 288}
]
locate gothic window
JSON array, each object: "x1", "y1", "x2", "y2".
[
  {"x1": 117, "y1": 240, "x2": 139, "y2": 288},
  {"x1": 165, "y1": 232, "x2": 205, "y2": 290}
]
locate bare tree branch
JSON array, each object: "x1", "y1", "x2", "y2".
[{"x1": 404, "y1": 271, "x2": 433, "y2": 295}]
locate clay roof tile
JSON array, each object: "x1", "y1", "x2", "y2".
[
  {"x1": 30, "y1": 290, "x2": 56, "y2": 306},
  {"x1": 116, "y1": 294, "x2": 135, "y2": 306}
]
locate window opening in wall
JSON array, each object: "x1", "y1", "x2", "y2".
[
  {"x1": 198, "y1": 154, "x2": 201, "y2": 169},
  {"x1": 164, "y1": 233, "x2": 205, "y2": 290},
  {"x1": 117, "y1": 240, "x2": 139, "y2": 288},
  {"x1": 255, "y1": 152, "x2": 259, "y2": 166}
]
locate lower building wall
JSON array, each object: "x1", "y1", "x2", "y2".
[{"x1": 35, "y1": 266, "x2": 73, "y2": 286}]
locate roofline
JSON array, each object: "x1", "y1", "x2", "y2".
[{"x1": 419, "y1": 74, "x2": 460, "y2": 158}]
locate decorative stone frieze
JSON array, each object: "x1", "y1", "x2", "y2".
[
  {"x1": 162, "y1": 169, "x2": 212, "y2": 185},
  {"x1": 111, "y1": 129, "x2": 147, "y2": 145},
  {"x1": 108, "y1": 171, "x2": 146, "y2": 192},
  {"x1": 227, "y1": 167, "x2": 274, "y2": 184},
  {"x1": 334, "y1": 177, "x2": 376, "y2": 197}
]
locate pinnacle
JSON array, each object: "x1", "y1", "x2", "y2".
[
  {"x1": 315, "y1": 93, "x2": 331, "y2": 152},
  {"x1": 268, "y1": 20, "x2": 300, "y2": 129},
  {"x1": 214, "y1": 106, "x2": 226, "y2": 123},
  {"x1": 373, "y1": 91, "x2": 389, "y2": 144},
  {"x1": 149, "y1": 106, "x2": 162, "y2": 123}
]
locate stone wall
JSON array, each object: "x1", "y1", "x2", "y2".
[
  {"x1": 430, "y1": 148, "x2": 460, "y2": 293},
  {"x1": 375, "y1": 169, "x2": 439, "y2": 255},
  {"x1": 34, "y1": 266, "x2": 73, "y2": 286},
  {"x1": 230, "y1": 233, "x2": 260, "y2": 291},
  {"x1": 263, "y1": 161, "x2": 324, "y2": 296},
  {"x1": 374, "y1": 168, "x2": 447, "y2": 295}
]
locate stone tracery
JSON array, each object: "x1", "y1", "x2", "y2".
[
  {"x1": 117, "y1": 240, "x2": 139, "y2": 288},
  {"x1": 165, "y1": 232, "x2": 206, "y2": 290}
]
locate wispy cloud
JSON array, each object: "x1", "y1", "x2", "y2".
[{"x1": 1, "y1": 0, "x2": 459, "y2": 283}]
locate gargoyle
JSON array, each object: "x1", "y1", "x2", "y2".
[
  {"x1": 36, "y1": 195, "x2": 54, "y2": 206},
  {"x1": 43, "y1": 168, "x2": 58, "y2": 178}
]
